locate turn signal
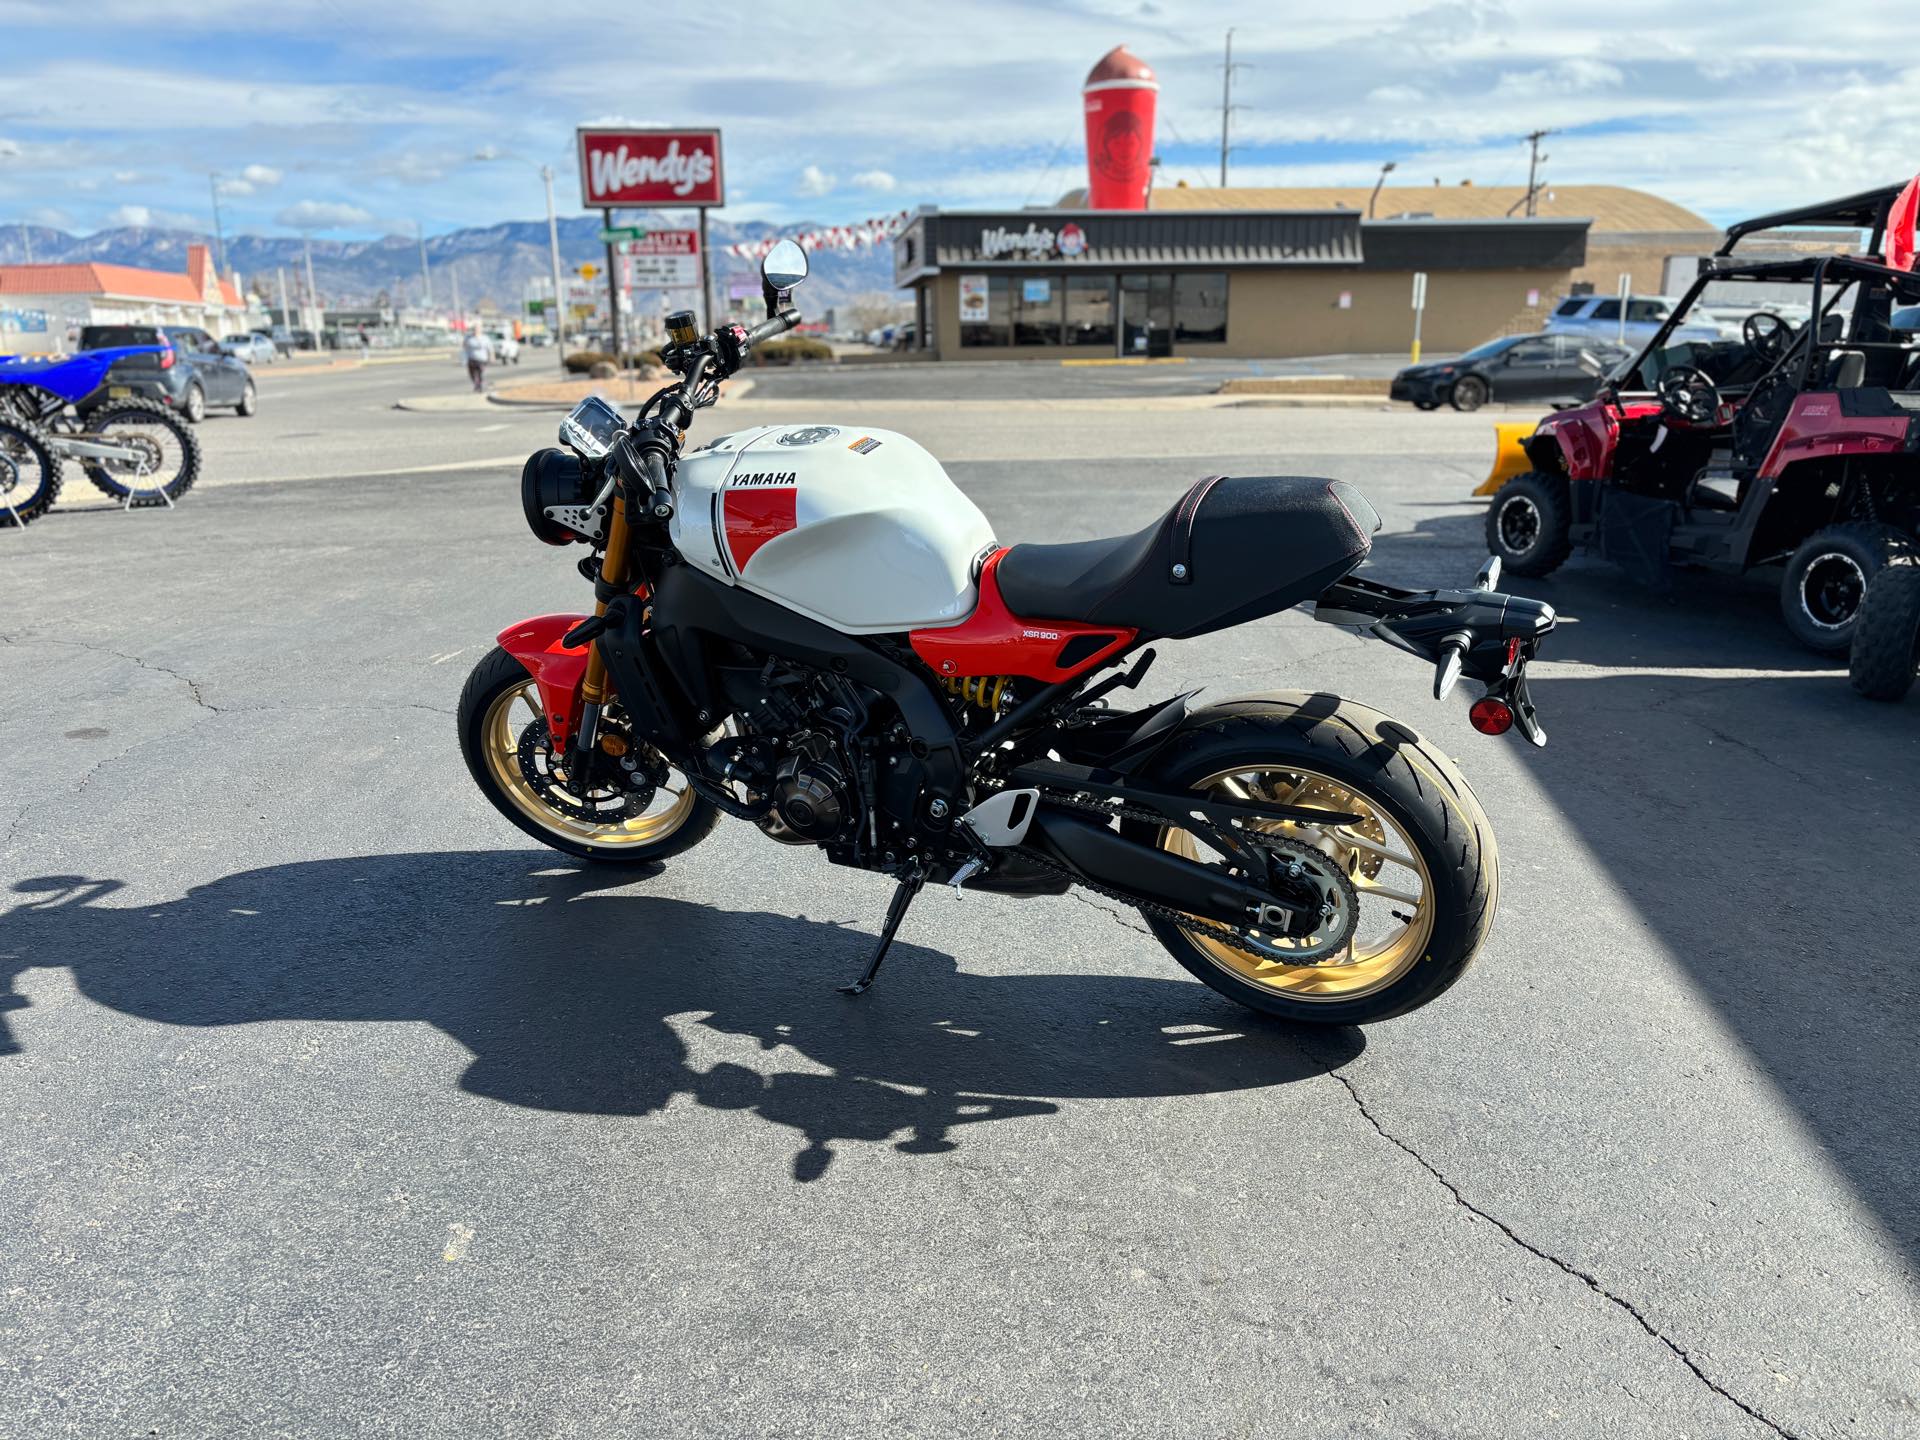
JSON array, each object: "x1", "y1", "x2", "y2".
[{"x1": 1469, "y1": 697, "x2": 1514, "y2": 735}]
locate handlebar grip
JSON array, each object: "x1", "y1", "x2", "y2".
[{"x1": 746, "y1": 311, "x2": 797, "y2": 347}]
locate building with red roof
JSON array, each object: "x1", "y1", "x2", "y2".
[{"x1": 0, "y1": 244, "x2": 258, "y2": 350}]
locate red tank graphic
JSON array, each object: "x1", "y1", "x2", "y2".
[{"x1": 1082, "y1": 45, "x2": 1158, "y2": 210}]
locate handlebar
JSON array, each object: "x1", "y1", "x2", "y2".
[{"x1": 744, "y1": 309, "x2": 800, "y2": 348}]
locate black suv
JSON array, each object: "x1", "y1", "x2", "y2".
[{"x1": 77, "y1": 324, "x2": 257, "y2": 422}]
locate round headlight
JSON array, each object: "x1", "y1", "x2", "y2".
[{"x1": 520, "y1": 447, "x2": 594, "y2": 546}]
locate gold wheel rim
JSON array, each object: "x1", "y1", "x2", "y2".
[
  {"x1": 1161, "y1": 764, "x2": 1435, "y2": 1001},
  {"x1": 481, "y1": 679, "x2": 696, "y2": 848}
]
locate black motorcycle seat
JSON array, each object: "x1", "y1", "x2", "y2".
[{"x1": 996, "y1": 475, "x2": 1381, "y2": 641}]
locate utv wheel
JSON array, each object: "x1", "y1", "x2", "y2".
[
  {"x1": 1449, "y1": 375, "x2": 1489, "y2": 412},
  {"x1": 236, "y1": 379, "x2": 257, "y2": 417},
  {"x1": 457, "y1": 645, "x2": 718, "y2": 866},
  {"x1": 182, "y1": 382, "x2": 206, "y2": 423},
  {"x1": 0, "y1": 419, "x2": 60, "y2": 527},
  {"x1": 1485, "y1": 472, "x2": 1572, "y2": 577},
  {"x1": 1849, "y1": 565, "x2": 1920, "y2": 701},
  {"x1": 1780, "y1": 524, "x2": 1913, "y2": 654},
  {"x1": 1120, "y1": 694, "x2": 1499, "y2": 1026}
]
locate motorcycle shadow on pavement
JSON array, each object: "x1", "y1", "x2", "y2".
[{"x1": 0, "y1": 853, "x2": 1362, "y2": 1182}]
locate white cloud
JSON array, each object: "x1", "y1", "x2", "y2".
[
  {"x1": 107, "y1": 203, "x2": 151, "y2": 225},
  {"x1": 0, "y1": 137, "x2": 19, "y2": 157},
  {"x1": 276, "y1": 199, "x2": 374, "y2": 229},
  {"x1": 851, "y1": 169, "x2": 897, "y2": 192},
  {"x1": 104, "y1": 203, "x2": 203, "y2": 229},
  {"x1": 797, "y1": 164, "x2": 835, "y2": 197}
]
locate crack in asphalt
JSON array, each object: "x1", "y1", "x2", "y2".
[
  {"x1": 1320, "y1": 1063, "x2": 1805, "y2": 1440},
  {"x1": 0, "y1": 633, "x2": 218, "y2": 712},
  {"x1": 1065, "y1": 888, "x2": 1151, "y2": 937}
]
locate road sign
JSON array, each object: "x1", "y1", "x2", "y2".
[
  {"x1": 579, "y1": 264, "x2": 598, "y2": 281},
  {"x1": 599, "y1": 226, "x2": 647, "y2": 244},
  {"x1": 618, "y1": 230, "x2": 700, "y2": 289}
]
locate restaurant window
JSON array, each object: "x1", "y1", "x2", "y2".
[
  {"x1": 1174, "y1": 272, "x2": 1228, "y2": 343},
  {"x1": 959, "y1": 274, "x2": 1010, "y2": 347},
  {"x1": 1065, "y1": 275, "x2": 1114, "y2": 346},
  {"x1": 1120, "y1": 273, "x2": 1173, "y2": 354},
  {"x1": 1011, "y1": 275, "x2": 1063, "y2": 345}
]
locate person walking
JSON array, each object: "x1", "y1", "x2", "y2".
[{"x1": 463, "y1": 329, "x2": 491, "y2": 392}]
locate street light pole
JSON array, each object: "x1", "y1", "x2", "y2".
[
  {"x1": 541, "y1": 164, "x2": 567, "y2": 370},
  {"x1": 302, "y1": 232, "x2": 320, "y2": 340},
  {"x1": 415, "y1": 220, "x2": 432, "y2": 307},
  {"x1": 1368, "y1": 160, "x2": 1398, "y2": 219},
  {"x1": 209, "y1": 173, "x2": 229, "y2": 276}
]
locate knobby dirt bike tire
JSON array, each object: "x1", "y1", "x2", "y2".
[
  {"x1": 79, "y1": 398, "x2": 202, "y2": 506},
  {"x1": 0, "y1": 418, "x2": 61, "y2": 527}
]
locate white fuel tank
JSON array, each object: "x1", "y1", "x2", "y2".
[{"x1": 669, "y1": 422, "x2": 995, "y2": 634}]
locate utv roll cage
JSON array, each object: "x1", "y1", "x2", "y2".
[{"x1": 1615, "y1": 178, "x2": 1920, "y2": 398}]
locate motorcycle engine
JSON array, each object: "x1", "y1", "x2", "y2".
[{"x1": 768, "y1": 732, "x2": 852, "y2": 842}]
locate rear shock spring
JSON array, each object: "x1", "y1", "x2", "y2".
[{"x1": 940, "y1": 674, "x2": 1012, "y2": 713}]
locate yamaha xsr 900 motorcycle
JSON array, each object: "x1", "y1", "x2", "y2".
[{"x1": 458, "y1": 240, "x2": 1554, "y2": 1024}]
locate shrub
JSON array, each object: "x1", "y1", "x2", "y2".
[
  {"x1": 754, "y1": 337, "x2": 834, "y2": 365},
  {"x1": 563, "y1": 350, "x2": 613, "y2": 374}
]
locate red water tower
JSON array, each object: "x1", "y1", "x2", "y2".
[{"x1": 1082, "y1": 46, "x2": 1158, "y2": 210}]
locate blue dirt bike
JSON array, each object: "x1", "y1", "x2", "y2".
[{"x1": 0, "y1": 347, "x2": 202, "y2": 526}]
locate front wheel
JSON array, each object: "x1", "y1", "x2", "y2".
[
  {"x1": 79, "y1": 399, "x2": 201, "y2": 505},
  {"x1": 1121, "y1": 694, "x2": 1498, "y2": 1025},
  {"x1": 0, "y1": 420, "x2": 61, "y2": 527},
  {"x1": 457, "y1": 645, "x2": 718, "y2": 865},
  {"x1": 1449, "y1": 375, "x2": 1489, "y2": 412},
  {"x1": 1485, "y1": 472, "x2": 1572, "y2": 577},
  {"x1": 236, "y1": 379, "x2": 257, "y2": 416}
]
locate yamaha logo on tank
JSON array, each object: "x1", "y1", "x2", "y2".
[{"x1": 731, "y1": 471, "x2": 797, "y2": 487}]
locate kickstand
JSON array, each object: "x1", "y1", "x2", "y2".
[{"x1": 838, "y1": 865, "x2": 925, "y2": 996}]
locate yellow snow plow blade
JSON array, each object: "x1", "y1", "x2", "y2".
[{"x1": 1475, "y1": 422, "x2": 1536, "y2": 496}]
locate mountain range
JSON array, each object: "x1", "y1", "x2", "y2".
[{"x1": 0, "y1": 213, "x2": 903, "y2": 315}]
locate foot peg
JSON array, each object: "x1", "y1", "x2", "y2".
[{"x1": 839, "y1": 865, "x2": 925, "y2": 996}]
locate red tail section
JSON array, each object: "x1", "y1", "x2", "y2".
[{"x1": 908, "y1": 549, "x2": 1136, "y2": 682}]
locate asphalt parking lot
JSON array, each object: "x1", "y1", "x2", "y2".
[{"x1": 2, "y1": 357, "x2": 1916, "y2": 1439}]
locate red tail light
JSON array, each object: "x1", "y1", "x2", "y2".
[
  {"x1": 158, "y1": 347, "x2": 175, "y2": 369},
  {"x1": 1469, "y1": 697, "x2": 1514, "y2": 735}
]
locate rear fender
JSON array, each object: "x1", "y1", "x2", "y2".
[{"x1": 497, "y1": 614, "x2": 591, "y2": 749}]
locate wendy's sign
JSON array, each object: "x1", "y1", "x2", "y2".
[{"x1": 577, "y1": 128, "x2": 725, "y2": 208}]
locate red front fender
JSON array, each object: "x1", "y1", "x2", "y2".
[{"x1": 497, "y1": 614, "x2": 590, "y2": 749}]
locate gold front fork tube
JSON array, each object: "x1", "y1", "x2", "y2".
[{"x1": 579, "y1": 501, "x2": 633, "y2": 707}]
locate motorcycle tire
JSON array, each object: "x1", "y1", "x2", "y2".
[
  {"x1": 1120, "y1": 693, "x2": 1498, "y2": 1025},
  {"x1": 0, "y1": 419, "x2": 61, "y2": 527},
  {"x1": 79, "y1": 399, "x2": 201, "y2": 506},
  {"x1": 458, "y1": 645, "x2": 718, "y2": 866}
]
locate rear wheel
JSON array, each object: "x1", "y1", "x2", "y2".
[
  {"x1": 78, "y1": 399, "x2": 200, "y2": 506},
  {"x1": 1122, "y1": 694, "x2": 1498, "y2": 1025},
  {"x1": 1849, "y1": 564, "x2": 1920, "y2": 701},
  {"x1": 1780, "y1": 524, "x2": 1911, "y2": 654},
  {"x1": 1485, "y1": 471, "x2": 1572, "y2": 577},
  {"x1": 0, "y1": 420, "x2": 60, "y2": 527},
  {"x1": 1449, "y1": 375, "x2": 1489, "y2": 412},
  {"x1": 457, "y1": 645, "x2": 718, "y2": 865}
]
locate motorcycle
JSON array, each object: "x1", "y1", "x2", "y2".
[
  {"x1": 0, "y1": 347, "x2": 202, "y2": 525},
  {"x1": 457, "y1": 240, "x2": 1555, "y2": 1024}
]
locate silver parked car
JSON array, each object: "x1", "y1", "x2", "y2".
[{"x1": 219, "y1": 331, "x2": 277, "y2": 365}]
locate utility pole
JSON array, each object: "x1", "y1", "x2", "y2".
[
  {"x1": 416, "y1": 221, "x2": 432, "y2": 307},
  {"x1": 21, "y1": 225, "x2": 32, "y2": 264},
  {"x1": 1218, "y1": 29, "x2": 1246, "y2": 187},
  {"x1": 276, "y1": 266, "x2": 290, "y2": 330},
  {"x1": 302, "y1": 232, "x2": 319, "y2": 339},
  {"x1": 208, "y1": 173, "x2": 229, "y2": 275},
  {"x1": 541, "y1": 164, "x2": 567, "y2": 367},
  {"x1": 1522, "y1": 129, "x2": 1552, "y2": 217}
]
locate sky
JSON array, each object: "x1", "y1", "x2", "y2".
[{"x1": 0, "y1": 0, "x2": 1912, "y2": 241}]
